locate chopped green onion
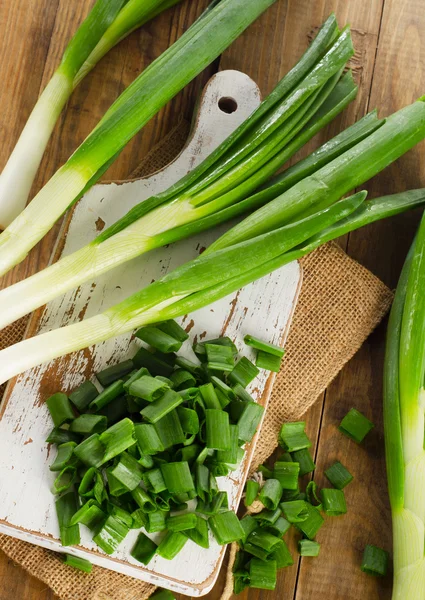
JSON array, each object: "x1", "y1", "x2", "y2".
[
  {"x1": 89, "y1": 380, "x2": 125, "y2": 411},
  {"x1": 46, "y1": 393, "x2": 74, "y2": 427},
  {"x1": 133, "y1": 347, "x2": 174, "y2": 377},
  {"x1": 78, "y1": 467, "x2": 106, "y2": 504},
  {"x1": 53, "y1": 466, "x2": 78, "y2": 494},
  {"x1": 156, "y1": 531, "x2": 188, "y2": 560},
  {"x1": 279, "y1": 422, "x2": 311, "y2": 452},
  {"x1": 69, "y1": 414, "x2": 107, "y2": 435},
  {"x1": 56, "y1": 492, "x2": 80, "y2": 547},
  {"x1": 106, "y1": 468, "x2": 128, "y2": 497},
  {"x1": 175, "y1": 444, "x2": 201, "y2": 464},
  {"x1": 194, "y1": 337, "x2": 238, "y2": 362},
  {"x1": 161, "y1": 462, "x2": 195, "y2": 494},
  {"x1": 129, "y1": 375, "x2": 169, "y2": 402},
  {"x1": 144, "y1": 468, "x2": 167, "y2": 494},
  {"x1": 141, "y1": 389, "x2": 183, "y2": 423},
  {"x1": 321, "y1": 488, "x2": 347, "y2": 516},
  {"x1": 296, "y1": 503, "x2": 324, "y2": 539},
  {"x1": 205, "y1": 343, "x2": 235, "y2": 372},
  {"x1": 205, "y1": 409, "x2": 231, "y2": 450},
  {"x1": 69, "y1": 500, "x2": 105, "y2": 530},
  {"x1": 157, "y1": 320, "x2": 189, "y2": 343},
  {"x1": 199, "y1": 383, "x2": 221, "y2": 409},
  {"x1": 131, "y1": 509, "x2": 148, "y2": 529},
  {"x1": 299, "y1": 539, "x2": 320, "y2": 557},
  {"x1": 100, "y1": 418, "x2": 135, "y2": 463},
  {"x1": 96, "y1": 360, "x2": 134, "y2": 387},
  {"x1": 134, "y1": 423, "x2": 165, "y2": 455},
  {"x1": 245, "y1": 480, "x2": 260, "y2": 506},
  {"x1": 46, "y1": 428, "x2": 81, "y2": 445},
  {"x1": 228, "y1": 357, "x2": 259, "y2": 387},
  {"x1": 184, "y1": 515, "x2": 210, "y2": 549},
  {"x1": 255, "y1": 350, "x2": 282, "y2": 373},
  {"x1": 244, "y1": 335, "x2": 285, "y2": 358},
  {"x1": 280, "y1": 500, "x2": 309, "y2": 523},
  {"x1": 306, "y1": 481, "x2": 322, "y2": 508},
  {"x1": 50, "y1": 442, "x2": 77, "y2": 472},
  {"x1": 131, "y1": 487, "x2": 156, "y2": 513},
  {"x1": 211, "y1": 376, "x2": 236, "y2": 400},
  {"x1": 109, "y1": 451, "x2": 143, "y2": 491},
  {"x1": 176, "y1": 407, "x2": 200, "y2": 435},
  {"x1": 93, "y1": 515, "x2": 129, "y2": 555},
  {"x1": 146, "y1": 511, "x2": 167, "y2": 533},
  {"x1": 209, "y1": 510, "x2": 245, "y2": 545},
  {"x1": 136, "y1": 326, "x2": 183, "y2": 353},
  {"x1": 325, "y1": 461, "x2": 353, "y2": 489},
  {"x1": 339, "y1": 408, "x2": 374, "y2": 443},
  {"x1": 175, "y1": 356, "x2": 203, "y2": 378},
  {"x1": 123, "y1": 367, "x2": 149, "y2": 392},
  {"x1": 239, "y1": 515, "x2": 258, "y2": 544},
  {"x1": 247, "y1": 529, "x2": 282, "y2": 554},
  {"x1": 69, "y1": 380, "x2": 99, "y2": 411},
  {"x1": 216, "y1": 424, "x2": 240, "y2": 465},
  {"x1": 171, "y1": 369, "x2": 196, "y2": 390},
  {"x1": 258, "y1": 464, "x2": 274, "y2": 479},
  {"x1": 236, "y1": 402, "x2": 265, "y2": 443},
  {"x1": 131, "y1": 532, "x2": 158, "y2": 565},
  {"x1": 361, "y1": 545, "x2": 389, "y2": 576},
  {"x1": 74, "y1": 434, "x2": 104, "y2": 468},
  {"x1": 99, "y1": 395, "x2": 128, "y2": 424},
  {"x1": 63, "y1": 554, "x2": 93, "y2": 573},
  {"x1": 249, "y1": 558, "x2": 277, "y2": 590},
  {"x1": 166, "y1": 513, "x2": 198, "y2": 532},
  {"x1": 233, "y1": 384, "x2": 255, "y2": 403},
  {"x1": 258, "y1": 479, "x2": 283, "y2": 510},
  {"x1": 154, "y1": 410, "x2": 185, "y2": 448},
  {"x1": 266, "y1": 516, "x2": 291, "y2": 538},
  {"x1": 272, "y1": 539, "x2": 294, "y2": 568},
  {"x1": 291, "y1": 448, "x2": 316, "y2": 476},
  {"x1": 273, "y1": 461, "x2": 300, "y2": 490}
]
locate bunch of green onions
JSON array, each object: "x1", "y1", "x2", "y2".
[
  {"x1": 0, "y1": 0, "x2": 184, "y2": 230},
  {"x1": 0, "y1": 0, "x2": 276, "y2": 273},
  {"x1": 0, "y1": 14, "x2": 360, "y2": 329},
  {"x1": 384, "y1": 214, "x2": 425, "y2": 598}
]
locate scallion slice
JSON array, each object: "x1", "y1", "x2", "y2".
[
  {"x1": 361, "y1": 545, "x2": 389, "y2": 576},
  {"x1": 296, "y1": 503, "x2": 324, "y2": 539},
  {"x1": 325, "y1": 461, "x2": 353, "y2": 489},
  {"x1": 131, "y1": 487, "x2": 156, "y2": 513},
  {"x1": 255, "y1": 350, "x2": 283, "y2": 373},
  {"x1": 134, "y1": 423, "x2": 165, "y2": 455},
  {"x1": 53, "y1": 466, "x2": 78, "y2": 495},
  {"x1": 63, "y1": 554, "x2": 93, "y2": 573},
  {"x1": 56, "y1": 492, "x2": 80, "y2": 547},
  {"x1": 46, "y1": 393, "x2": 74, "y2": 427},
  {"x1": 184, "y1": 515, "x2": 210, "y2": 549},
  {"x1": 244, "y1": 334, "x2": 285, "y2": 358},
  {"x1": 245, "y1": 480, "x2": 260, "y2": 506},
  {"x1": 166, "y1": 513, "x2": 198, "y2": 532},
  {"x1": 279, "y1": 422, "x2": 311, "y2": 452},
  {"x1": 78, "y1": 467, "x2": 106, "y2": 504},
  {"x1": 69, "y1": 380, "x2": 99, "y2": 411},
  {"x1": 280, "y1": 500, "x2": 309, "y2": 524},
  {"x1": 93, "y1": 515, "x2": 130, "y2": 555},
  {"x1": 299, "y1": 539, "x2": 320, "y2": 557},
  {"x1": 136, "y1": 326, "x2": 183, "y2": 353},
  {"x1": 146, "y1": 511, "x2": 168, "y2": 533},
  {"x1": 154, "y1": 410, "x2": 185, "y2": 448},
  {"x1": 209, "y1": 510, "x2": 245, "y2": 545},
  {"x1": 141, "y1": 389, "x2": 183, "y2": 423},
  {"x1": 258, "y1": 479, "x2": 283, "y2": 510},
  {"x1": 291, "y1": 448, "x2": 316, "y2": 476},
  {"x1": 96, "y1": 360, "x2": 134, "y2": 387},
  {"x1": 46, "y1": 428, "x2": 81, "y2": 445},
  {"x1": 100, "y1": 418, "x2": 135, "y2": 463},
  {"x1": 109, "y1": 451, "x2": 143, "y2": 491},
  {"x1": 50, "y1": 442, "x2": 77, "y2": 472},
  {"x1": 339, "y1": 408, "x2": 374, "y2": 443},
  {"x1": 89, "y1": 380, "x2": 125, "y2": 412},
  {"x1": 273, "y1": 461, "x2": 300, "y2": 490},
  {"x1": 69, "y1": 414, "x2": 107, "y2": 435},
  {"x1": 74, "y1": 434, "x2": 104, "y2": 468},
  {"x1": 236, "y1": 402, "x2": 265, "y2": 443},
  {"x1": 249, "y1": 558, "x2": 277, "y2": 591},
  {"x1": 266, "y1": 516, "x2": 291, "y2": 538},
  {"x1": 205, "y1": 409, "x2": 231, "y2": 450},
  {"x1": 170, "y1": 370, "x2": 196, "y2": 390},
  {"x1": 321, "y1": 488, "x2": 347, "y2": 516},
  {"x1": 161, "y1": 462, "x2": 195, "y2": 494},
  {"x1": 228, "y1": 357, "x2": 259, "y2": 387},
  {"x1": 129, "y1": 375, "x2": 169, "y2": 402},
  {"x1": 133, "y1": 347, "x2": 174, "y2": 377},
  {"x1": 123, "y1": 367, "x2": 149, "y2": 392},
  {"x1": 69, "y1": 500, "x2": 105, "y2": 530},
  {"x1": 156, "y1": 531, "x2": 188, "y2": 560},
  {"x1": 131, "y1": 532, "x2": 157, "y2": 566}
]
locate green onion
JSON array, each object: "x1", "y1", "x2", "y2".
[
  {"x1": 96, "y1": 360, "x2": 134, "y2": 387},
  {"x1": 123, "y1": 367, "x2": 148, "y2": 392},
  {"x1": 273, "y1": 461, "x2": 300, "y2": 490},
  {"x1": 209, "y1": 510, "x2": 245, "y2": 545},
  {"x1": 144, "y1": 468, "x2": 167, "y2": 494},
  {"x1": 106, "y1": 468, "x2": 128, "y2": 497},
  {"x1": 235, "y1": 402, "x2": 265, "y2": 443},
  {"x1": 74, "y1": 434, "x2": 105, "y2": 468},
  {"x1": 272, "y1": 539, "x2": 294, "y2": 568},
  {"x1": 245, "y1": 480, "x2": 260, "y2": 506},
  {"x1": 161, "y1": 462, "x2": 195, "y2": 494},
  {"x1": 56, "y1": 492, "x2": 80, "y2": 547},
  {"x1": 205, "y1": 344, "x2": 235, "y2": 372},
  {"x1": 69, "y1": 380, "x2": 99, "y2": 411},
  {"x1": 141, "y1": 389, "x2": 182, "y2": 423},
  {"x1": 50, "y1": 442, "x2": 77, "y2": 472},
  {"x1": 244, "y1": 334, "x2": 285, "y2": 358},
  {"x1": 69, "y1": 500, "x2": 105, "y2": 530},
  {"x1": 228, "y1": 357, "x2": 259, "y2": 387},
  {"x1": 211, "y1": 376, "x2": 236, "y2": 401},
  {"x1": 257, "y1": 464, "x2": 274, "y2": 479},
  {"x1": 154, "y1": 410, "x2": 185, "y2": 448},
  {"x1": 69, "y1": 414, "x2": 107, "y2": 435},
  {"x1": 129, "y1": 375, "x2": 168, "y2": 402},
  {"x1": 131, "y1": 487, "x2": 156, "y2": 513},
  {"x1": 247, "y1": 529, "x2": 282, "y2": 554},
  {"x1": 134, "y1": 423, "x2": 165, "y2": 455},
  {"x1": 255, "y1": 351, "x2": 283, "y2": 372},
  {"x1": 89, "y1": 380, "x2": 125, "y2": 412},
  {"x1": 296, "y1": 503, "x2": 324, "y2": 539},
  {"x1": 93, "y1": 515, "x2": 130, "y2": 555},
  {"x1": 53, "y1": 466, "x2": 78, "y2": 494},
  {"x1": 361, "y1": 545, "x2": 389, "y2": 576},
  {"x1": 321, "y1": 488, "x2": 347, "y2": 516},
  {"x1": 131, "y1": 532, "x2": 158, "y2": 565},
  {"x1": 216, "y1": 424, "x2": 239, "y2": 465},
  {"x1": 133, "y1": 347, "x2": 174, "y2": 377},
  {"x1": 338, "y1": 408, "x2": 374, "y2": 443},
  {"x1": 46, "y1": 428, "x2": 81, "y2": 445},
  {"x1": 109, "y1": 451, "x2": 143, "y2": 491},
  {"x1": 176, "y1": 407, "x2": 200, "y2": 435},
  {"x1": 253, "y1": 508, "x2": 281, "y2": 528},
  {"x1": 78, "y1": 468, "x2": 107, "y2": 504},
  {"x1": 175, "y1": 356, "x2": 203, "y2": 378},
  {"x1": 171, "y1": 370, "x2": 196, "y2": 390},
  {"x1": 258, "y1": 479, "x2": 283, "y2": 510},
  {"x1": 280, "y1": 500, "x2": 309, "y2": 523},
  {"x1": 46, "y1": 393, "x2": 75, "y2": 427},
  {"x1": 184, "y1": 515, "x2": 210, "y2": 549},
  {"x1": 63, "y1": 554, "x2": 93, "y2": 573},
  {"x1": 279, "y1": 422, "x2": 311, "y2": 452},
  {"x1": 194, "y1": 337, "x2": 237, "y2": 362},
  {"x1": 146, "y1": 511, "x2": 168, "y2": 533},
  {"x1": 205, "y1": 409, "x2": 231, "y2": 450},
  {"x1": 131, "y1": 509, "x2": 148, "y2": 529},
  {"x1": 166, "y1": 513, "x2": 197, "y2": 532},
  {"x1": 299, "y1": 540, "x2": 320, "y2": 557},
  {"x1": 306, "y1": 481, "x2": 322, "y2": 508},
  {"x1": 157, "y1": 320, "x2": 188, "y2": 342},
  {"x1": 157, "y1": 531, "x2": 188, "y2": 560},
  {"x1": 199, "y1": 383, "x2": 221, "y2": 409},
  {"x1": 100, "y1": 418, "x2": 135, "y2": 463},
  {"x1": 291, "y1": 448, "x2": 315, "y2": 476},
  {"x1": 325, "y1": 461, "x2": 353, "y2": 489},
  {"x1": 136, "y1": 326, "x2": 183, "y2": 353},
  {"x1": 249, "y1": 559, "x2": 277, "y2": 591},
  {"x1": 267, "y1": 516, "x2": 291, "y2": 538}
]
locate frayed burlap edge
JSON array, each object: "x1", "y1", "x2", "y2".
[{"x1": 0, "y1": 119, "x2": 393, "y2": 600}]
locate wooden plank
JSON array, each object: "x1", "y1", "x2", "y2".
[{"x1": 295, "y1": 0, "x2": 425, "y2": 599}]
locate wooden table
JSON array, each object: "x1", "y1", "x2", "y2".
[{"x1": 0, "y1": 0, "x2": 424, "y2": 598}]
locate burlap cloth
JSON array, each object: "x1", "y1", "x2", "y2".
[{"x1": 0, "y1": 120, "x2": 393, "y2": 600}]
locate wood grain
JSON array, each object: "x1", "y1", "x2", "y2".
[{"x1": 1, "y1": 0, "x2": 425, "y2": 598}]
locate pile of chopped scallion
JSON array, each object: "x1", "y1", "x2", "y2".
[{"x1": 46, "y1": 321, "x2": 285, "y2": 567}]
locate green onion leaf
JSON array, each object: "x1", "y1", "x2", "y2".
[
  {"x1": 255, "y1": 350, "x2": 282, "y2": 373},
  {"x1": 46, "y1": 392, "x2": 75, "y2": 427},
  {"x1": 69, "y1": 499, "x2": 105, "y2": 530},
  {"x1": 134, "y1": 423, "x2": 165, "y2": 455},
  {"x1": 279, "y1": 422, "x2": 311, "y2": 451},
  {"x1": 93, "y1": 515, "x2": 130, "y2": 555},
  {"x1": 205, "y1": 409, "x2": 231, "y2": 450},
  {"x1": 249, "y1": 558, "x2": 277, "y2": 590},
  {"x1": 166, "y1": 513, "x2": 198, "y2": 532},
  {"x1": 131, "y1": 532, "x2": 158, "y2": 566},
  {"x1": 136, "y1": 325, "x2": 183, "y2": 353},
  {"x1": 50, "y1": 442, "x2": 77, "y2": 472},
  {"x1": 184, "y1": 515, "x2": 210, "y2": 549},
  {"x1": 339, "y1": 408, "x2": 374, "y2": 443},
  {"x1": 170, "y1": 369, "x2": 196, "y2": 390},
  {"x1": 63, "y1": 554, "x2": 93, "y2": 573},
  {"x1": 146, "y1": 511, "x2": 167, "y2": 533},
  {"x1": 69, "y1": 414, "x2": 107, "y2": 435},
  {"x1": 154, "y1": 410, "x2": 185, "y2": 449},
  {"x1": 299, "y1": 539, "x2": 320, "y2": 557},
  {"x1": 131, "y1": 487, "x2": 156, "y2": 513},
  {"x1": 209, "y1": 510, "x2": 245, "y2": 545},
  {"x1": 321, "y1": 488, "x2": 347, "y2": 516},
  {"x1": 56, "y1": 491, "x2": 80, "y2": 547},
  {"x1": 245, "y1": 480, "x2": 260, "y2": 506},
  {"x1": 129, "y1": 375, "x2": 169, "y2": 402},
  {"x1": 69, "y1": 380, "x2": 99, "y2": 411},
  {"x1": 244, "y1": 334, "x2": 285, "y2": 358},
  {"x1": 361, "y1": 545, "x2": 389, "y2": 576},
  {"x1": 266, "y1": 516, "x2": 291, "y2": 538},
  {"x1": 96, "y1": 360, "x2": 134, "y2": 387},
  {"x1": 53, "y1": 466, "x2": 78, "y2": 494},
  {"x1": 133, "y1": 347, "x2": 174, "y2": 377},
  {"x1": 123, "y1": 367, "x2": 149, "y2": 392},
  {"x1": 228, "y1": 357, "x2": 259, "y2": 387},
  {"x1": 141, "y1": 389, "x2": 183, "y2": 423},
  {"x1": 258, "y1": 479, "x2": 283, "y2": 510},
  {"x1": 109, "y1": 451, "x2": 144, "y2": 491},
  {"x1": 325, "y1": 461, "x2": 353, "y2": 489},
  {"x1": 89, "y1": 380, "x2": 125, "y2": 412},
  {"x1": 156, "y1": 531, "x2": 188, "y2": 560},
  {"x1": 46, "y1": 427, "x2": 81, "y2": 445},
  {"x1": 291, "y1": 448, "x2": 316, "y2": 476},
  {"x1": 205, "y1": 343, "x2": 235, "y2": 372},
  {"x1": 236, "y1": 401, "x2": 265, "y2": 443},
  {"x1": 161, "y1": 462, "x2": 195, "y2": 494},
  {"x1": 273, "y1": 461, "x2": 300, "y2": 489}
]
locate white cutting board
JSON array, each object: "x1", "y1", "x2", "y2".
[{"x1": 0, "y1": 70, "x2": 302, "y2": 596}]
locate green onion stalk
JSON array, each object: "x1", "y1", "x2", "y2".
[
  {"x1": 0, "y1": 15, "x2": 359, "y2": 329},
  {"x1": 0, "y1": 0, "x2": 184, "y2": 230},
  {"x1": 0, "y1": 0, "x2": 276, "y2": 269},
  {"x1": 1, "y1": 187, "x2": 425, "y2": 385},
  {"x1": 384, "y1": 215, "x2": 425, "y2": 599}
]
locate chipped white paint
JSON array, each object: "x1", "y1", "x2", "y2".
[{"x1": 0, "y1": 71, "x2": 302, "y2": 596}]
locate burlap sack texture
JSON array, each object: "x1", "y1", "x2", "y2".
[{"x1": 0, "y1": 120, "x2": 393, "y2": 600}]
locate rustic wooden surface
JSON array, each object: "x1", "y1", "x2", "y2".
[{"x1": 0, "y1": 0, "x2": 424, "y2": 598}]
